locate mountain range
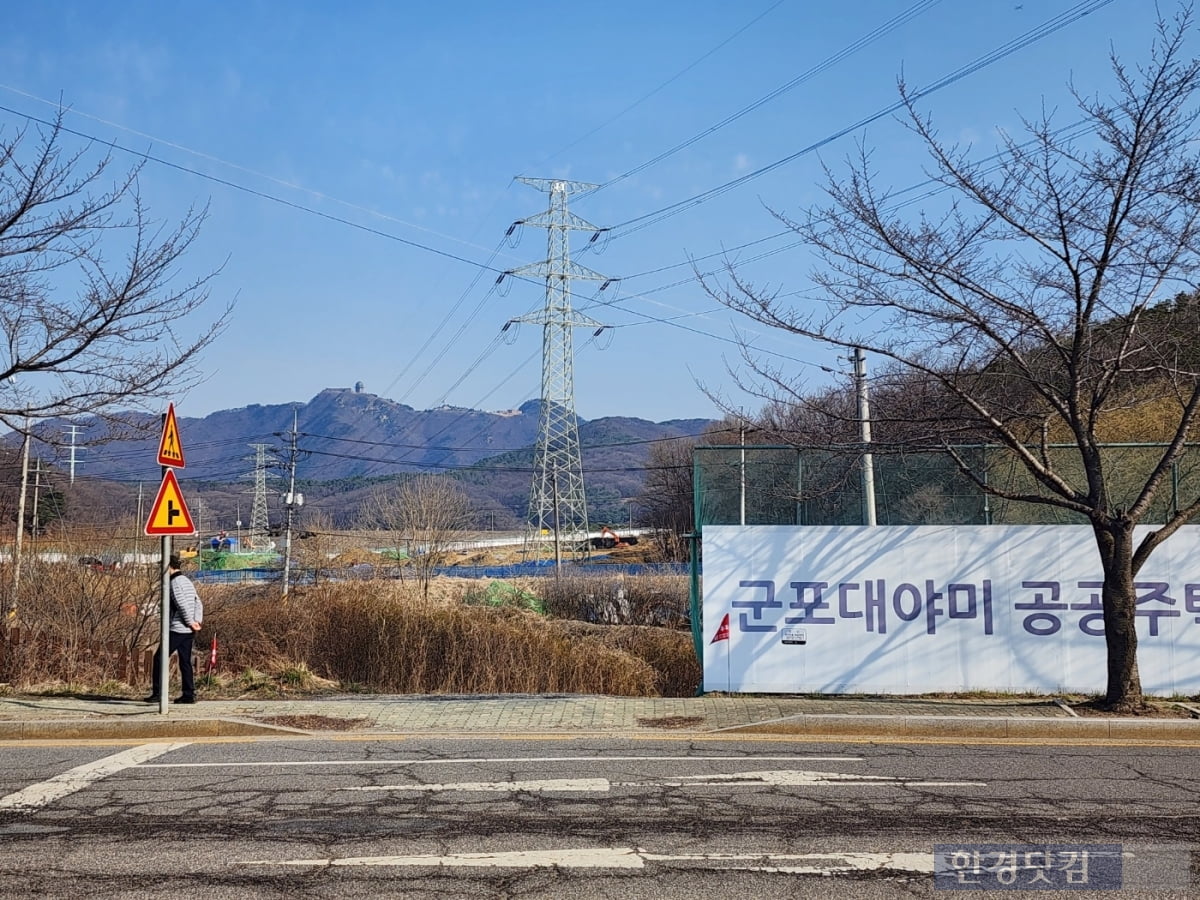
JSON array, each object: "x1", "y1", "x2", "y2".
[{"x1": 22, "y1": 388, "x2": 713, "y2": 532}]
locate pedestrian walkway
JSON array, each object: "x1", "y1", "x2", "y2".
[{"x1": 1, "y1": 692, "x2": 1197, "y2": 742}]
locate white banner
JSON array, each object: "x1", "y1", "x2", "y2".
[{"x1": 702, "y1": 524, "x2": 1200, "y2": 695}]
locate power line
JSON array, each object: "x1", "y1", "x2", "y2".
[
  {"x1": 598, "y1": 0, "x2": 1116, "y2": 238},
  {"x1": 586, "y1": 0, "x2": 943, "y2": 198},
  {"x1": 0, "y1": 85, "x2": 518, "y2": 265},
  {"x1": 367, "y1": 0, "x2": 1113, "y2": 404},
  {"x1": 562, "y1": 116, "x2": 1108, "y2": 368},
  {"x1": 531, "y1": 0, "x2": 790, "y2": 169},
  {"x1": 381, "y1": 238, "x2": 508, "y2": 403},
  {"x1": 611, "y1": 115, "x2": 1099, "y2": 286},
  {"x1": 0, "y1": 103, "x2": 516, "y2": 276},
  {"x1": 0, "y1": 0, "x2": 1116, "y2": 439}
]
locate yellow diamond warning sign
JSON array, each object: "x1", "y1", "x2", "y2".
[
  {"x1": 145, "y1": 469, "x2": 196, "y2": 535},
  {"x1": 157, "y1": 402, "x2": 185, "y2": 468}
]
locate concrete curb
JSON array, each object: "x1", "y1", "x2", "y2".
[
  {"x1": 0, "y1": 717, "x2": 306, "y2": 741},
  {"x1": 1, "y1": 713, "x2": 1198, "y2": 742},
  {"x1": 721, "y1": 713, "x2": 1200, "y2": 741}
]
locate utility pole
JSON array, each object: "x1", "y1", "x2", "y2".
[
  {"x1": 853, "y1": 347, "x2": 878, "y2": 526},
  {"x1": 280, "y1": 410, "x2": 303, "y2": 596},
  {"x1": 30, "y1": 458, "x2": 40, "y2": 551},
  {"x1": 551, "y1": 469, "x2": 562, "y2": 577},
  {"x1": 135, "y1": 482, "x2": 144, "y2": 563},
  {"x1": 506, "y1": 177, "x2": 610, "y2": 561},
  {"x1": 739, "y1": 425, "x2": 750, "y2": 527}
]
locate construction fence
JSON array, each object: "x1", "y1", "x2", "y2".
[{"x1": 686, "y1": 443, "x2": 1200, "y2": 665}]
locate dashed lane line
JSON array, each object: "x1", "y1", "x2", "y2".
[
  {"x1": 343, "y1": 768, "x2": 987, "y2": 793},
  {"x1": 138, "y1": 754, "x2": 862, "y2": 768},
  {"x1": 239, "y1": 847, "x2": 935, "y2": 873}
]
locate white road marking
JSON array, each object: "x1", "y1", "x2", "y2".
[
  {"x1": 641, "y1": 851, "x2": 935, "y2": 874},
  {"x1": 241, "y1": 847, "x2": 933, "y2": 874},
  {"x1": 350, "y1": 778, "x2": 611, "y2": 793},
  {"x1": 672, "y1": 769, "x2": 987, "y2": 788},
  {"x1": 139, "y1": 754, "x2": 862, "y2": 769},
  {"x1": 346, "y1": 768, "x2": 986, "y2": 793},
  {"x1": 0, "y1": 742, "x2": 190, "y2": 811},
  {"x1": 245, "y1": 847, "x2": 646, "y2": 868}
]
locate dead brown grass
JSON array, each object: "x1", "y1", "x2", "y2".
[
  {"x1": 0, "y1": 564, "x2": 699, "y2": 697},
  {"x1": 205, "y1": 580, "x2": 697, "y2": 696},
  {"x1": 537, "y1": 572, "x2": 689, "y2": 626},
  {"x1": 555, "y1": 620, "x2": 701, "y2": 697}
]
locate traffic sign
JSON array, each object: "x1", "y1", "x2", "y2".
[
  {"x1": 157, "y1": 403, "x2": 185, "y2": 468},
  {"x1": 145, "y1": 469, "x2": 196, "y2": 535}
]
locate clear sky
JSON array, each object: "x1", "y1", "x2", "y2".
[{"x1": 0, "y1": 0, "x2": 1169, "y2": 423}]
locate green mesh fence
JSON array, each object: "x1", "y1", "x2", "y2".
[{"x1": 692, "y1": 443, "x2": 1200, "y2": 529}]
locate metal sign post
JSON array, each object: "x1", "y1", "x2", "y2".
[
  {"x1": 158, "y1": 533, "x2": 171, "y2": 715},
  {"x1": 146, "y1": 404, "x2": 191, "y2": 715}
]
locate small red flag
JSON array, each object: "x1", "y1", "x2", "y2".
[{"x1": 711, "y1": 613, "x2": 730, "y2": 643}]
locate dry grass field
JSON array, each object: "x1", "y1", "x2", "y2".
[{"x1": 0, "y1": 560, "x2": 699, "y2": 699}]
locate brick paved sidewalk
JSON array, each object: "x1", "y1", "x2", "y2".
[{"x1": 2, "y1": 692, "x2": 1197, "y2": 742}]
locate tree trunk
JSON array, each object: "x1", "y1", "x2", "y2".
[{"x1": 1094, "y1": 523, "x2": 1144, "y2": 711}]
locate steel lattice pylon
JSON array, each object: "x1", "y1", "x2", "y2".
[
  {"x1": 508, "y1": 178, "x2": 608, "y2": 559},
  {"x1": 248, "y1": 443, "x2": 271, "y2": 551}
]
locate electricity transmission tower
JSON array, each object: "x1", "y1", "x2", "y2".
[
  {"x1": 248, "y1": 443, "x2": 271, "y2": 551},
  {"x1": 507, "y1": 177, "x2": 608, "y2": 559}
]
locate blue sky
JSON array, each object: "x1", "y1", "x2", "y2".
[{"x1": 0, "y1": 0, "x2": 1168, "y2": 423}]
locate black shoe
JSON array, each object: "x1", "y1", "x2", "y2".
[
  {"x1": 174, "y1": 696, "x2": 196, "y2": 704},
  {"x1": 143, "y1": 695, "x2": 160, "y2": 703}
]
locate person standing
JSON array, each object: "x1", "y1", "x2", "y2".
[{"x1": 144, "y1": 553, "x2": 204, "y2": 704}]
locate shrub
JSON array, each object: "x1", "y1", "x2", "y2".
[
  {"x1": 462, "y1": 580, "x2": 545, "y2": 614},
  {"x1": 0, "y1": 558, "x2": 159, "y2": 688}
]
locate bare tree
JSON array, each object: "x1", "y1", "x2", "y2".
[
  {"x1": 638, "y1": 421, "x2": 749, "y2": 561},
  {"x1": 704, "y1": 12, "x2": 1200, "y2": 710},
  {"x1": 362, "y1": 475, "x2": 472, "y2": 600},
  {"x1": 0, "y1": 112, "x2": 230, "y2": 431},
  {"x1": 292, "y1": 509, "x2": 338, "y2": 587},
  {"x1": 638, "y1": 437, "x2": 696, "y2": 562}
]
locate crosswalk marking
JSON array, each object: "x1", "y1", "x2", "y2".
[{"x1": 0, "y1": 743, "x2": 190, "y2": 811}]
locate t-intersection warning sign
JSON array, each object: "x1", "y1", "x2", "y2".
[{"x1": 145, "y1": 468, "x2": 196, "y2": 535}]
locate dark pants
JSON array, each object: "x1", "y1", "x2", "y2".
[{"x1": 150, "y1": 631, "x2": 195, "y2": 700}]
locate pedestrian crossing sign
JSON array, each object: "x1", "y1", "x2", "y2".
[
  {"x1": 145, "y1": 468, "x2": 196, "y2": 535},
  {"x1": 157, "y1": 403, "x2": 185, "y2": 468}
]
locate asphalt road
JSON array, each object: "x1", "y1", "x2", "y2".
[{"x1": 0, "y1": 736, "x2": 1195, "y2": 898}]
